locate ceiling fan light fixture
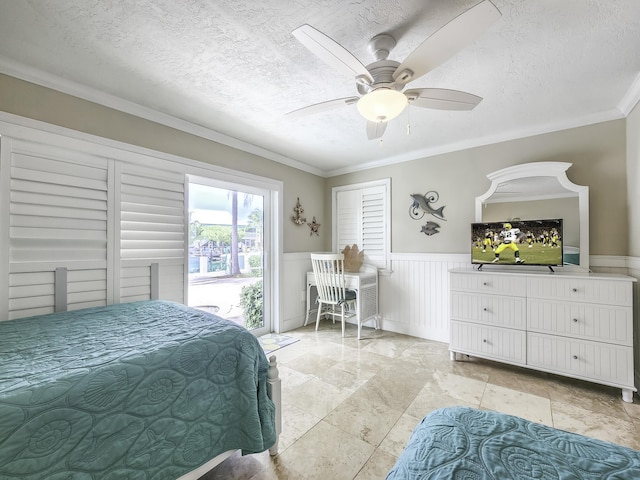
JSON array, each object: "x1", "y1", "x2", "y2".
[{"x1": 357, "y1": 89, "x2": 408, "y2": 122}]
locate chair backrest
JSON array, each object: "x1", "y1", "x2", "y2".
[{"x1": 310, "y1": 253, "x2": 348, "y2": 305}]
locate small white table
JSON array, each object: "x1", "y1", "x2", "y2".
[{"x1": 305, "y1": 264, "x2": 379, "y2": 328}]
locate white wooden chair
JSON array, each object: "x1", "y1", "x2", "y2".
[{"x1": 310, "y1": 253, "x2": 357, "y2": 337}]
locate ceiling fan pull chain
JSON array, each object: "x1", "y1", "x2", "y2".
[{"x1": 406, "y1": 105, "x2": 411, "y2": 136}]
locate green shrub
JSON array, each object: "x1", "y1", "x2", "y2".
[
  {"x1": 248, "y1": 255, "x2": 262, "y2": 277},
  {"x1": 240, "y1": 280, "x2": 263, "y2": 330}
]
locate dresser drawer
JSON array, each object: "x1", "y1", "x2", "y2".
[
  {"x1": 451, "y1": 292, "x2": 526, "y2": 329},
  {"x1": 528, "y1": 299, "x2": 632, "y2": 346},
  {"x1": 527, "y1": 333, "x2": 634, "y2": 387},
  {"x1": 527, "y1": 276, "x2": 633, "y2": 306},
  {"x1": 450, "y1": 321, "x2": 526, "y2": 365},
  {"x1": 450, "y1": 272, "x2": 527, "y2": 296}
]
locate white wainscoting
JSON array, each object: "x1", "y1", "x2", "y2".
[
  {"x1": 282, "y1": 252, "x2": 471, "y2": 342},
  {"x1": 621, "y1": 257, "x2": 640, "y2": 392},
  {"x1": 282, "y1": 253, "x2": 640, "y2": 353},
  {"x1": 282, "y1": 252, "x2": 313, "y2": 333},
  {"x1": 379, "y1": 254, "x2": 469, "y2": 342}
]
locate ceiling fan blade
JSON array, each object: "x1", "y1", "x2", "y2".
[
  {"x1": 393, "y1": 0, "x2": 501, "y2": 84},
  {"x1": 405, "y1": 88, "x2": 482, "y2": 111},
  {"x1": 366, "y1": 121, "x2": 387, "y2": 140},
  {"x1": 287, "y1": 97, "x2": 359, "y2": 118},
  {"x1": 292, "y1": 24, "x2": 374, "y2": 84}
]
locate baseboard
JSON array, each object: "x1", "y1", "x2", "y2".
[{"x1": 380, "y1": 318, "x2": 448, "y2": 344}]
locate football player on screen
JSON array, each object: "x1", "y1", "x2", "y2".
[
  {"x1": 526, "y1": 230, "x2": 534, "y2": 248},
  {"x1": 492, "y1": 223, "x2": 524, "y2": 263},
  {"x1": 482, "y1": 230, "x2": 494, "y2": 252}
]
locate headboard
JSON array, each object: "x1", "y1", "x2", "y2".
[{"x1": 53, "y1": 262, "x2": 160, "y2": 313}]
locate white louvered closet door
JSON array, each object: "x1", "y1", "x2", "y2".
[
  {"x1": 334, "y1": 181, "x2": 389, "y2": 271},
  {"x1": 1, "y1": 137, "x2": 112, "y2": 320},
  {"x1": 116, "y1": 162, "x2": 185, "y2": 304},
  {"x1": 361, "y1": 185, "x2": 387, "y2": 268}
]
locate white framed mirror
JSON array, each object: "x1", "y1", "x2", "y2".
[{"x1": 476, "y1": 162, "x2": 589, "y2": 270}]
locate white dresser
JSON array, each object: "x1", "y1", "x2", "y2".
[{"x1": 449, "y1": 268, "x2": 637, "y2": 402}]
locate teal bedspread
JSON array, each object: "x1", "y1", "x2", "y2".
[
  {"x1": 387, "y1": 406, "x2": 640, "y2": 479},
  {"x1": 0, "y1": 300, "x2": 276, "y2": 480}
]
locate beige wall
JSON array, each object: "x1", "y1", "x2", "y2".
[
  {"x1": 0, "y1": 74, "x2": 327, "y2": 253},
  {"x1": 628, "y1": 101, "x2": 640, "y2": 258},
  {"x1": 1, "y1": 73, "x2": 631, "y2": 257},
  {"x1": 327, "y1": 120, "x2": 628, "y2": 256}
]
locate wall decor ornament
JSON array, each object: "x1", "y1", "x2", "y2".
[
  {"x1": 307, "y1": 217, "x2": 321, "y2": 236},
  {"x1": 421, "y1": 221, "x2": 441, "y2": 236},
  {"x1": 409, "y1": 191, "x2": 446, "y2": 235},
  {"x1": 291, "y1": 197, "x2": 306, "y2": 225},
  {"x1": 409, "y1": 191, "x2": 446, "y2": 220}
]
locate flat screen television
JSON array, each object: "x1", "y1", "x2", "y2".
[{"x1": 471, "y1": 219, "x2": 563, "y2": 270}]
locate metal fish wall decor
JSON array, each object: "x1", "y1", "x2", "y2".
[
  {"x1": 421, "y1": 221, "x2": 441, "y2": 236},
  {"x1": 409, "y1": 192, "x2": 446, "y2": 220},
  {"x1": 409, "y1": 191, "x2": 446, "y2": 236}
]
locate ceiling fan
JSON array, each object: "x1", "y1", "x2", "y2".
[{"x1": 288, "y1": 0, "x2": 501, "y2": 140}]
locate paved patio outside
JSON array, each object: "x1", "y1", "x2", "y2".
[{"x1": 188, "y1": 273, "x2": 261, "y2": 327}]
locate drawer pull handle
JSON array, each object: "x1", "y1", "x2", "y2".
[
  {"x1": 573, "y1": 355, "x2": 578, "y2": 360},
  {"x1": 483, "y1": 308, "x2": 487, "y2": 312},
  {"x1": 483, "y1": 339, "x2": 487, "y2": 343},
  {"x1": 572, "y1": 318, "x2": 578, "y2": 323},
  {"x1": 483, "y1": 282, "x2": 487, "y2": 286},
  {"x1": 572, "y1": 288, "x2": 578, "y2": 293}
]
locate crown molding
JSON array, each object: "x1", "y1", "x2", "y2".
[
  {"x1": 0, "y1": 57, "x2": 635, "y2": 179},
  {"x1": 326, "y1": 108, "x2": 625, "y2": 177},
  {"x1": 0, "y1": 57, "x2": 324, "y2": 177},
  {"x1": 618, "y1": 72, "x2": 640, "y2": 116}
]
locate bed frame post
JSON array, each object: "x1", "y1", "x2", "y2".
[
  {"x1": 54, "y1": 267, "x2": 68, "y2": 312},
  {"x1": 267, "y1": 355, "x2": 281, "y2": 455},
  {"x1": 150, "y1": 262, "x2": 159, "y2": 300}
]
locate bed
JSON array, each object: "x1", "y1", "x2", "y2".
[
  {"x1": 386, "y1": 406, "x2": 640, "y2": 480},
  {"x1": 0, "y1": 300, "x2": 280, "y2": 480}
]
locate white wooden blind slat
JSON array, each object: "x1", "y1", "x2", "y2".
[
  {"x1": 11, "y1": 179, "x2": 108, "y2": 200},
  {"x1": 11, "y1": 167, "x2": 107, "y2": 191}
]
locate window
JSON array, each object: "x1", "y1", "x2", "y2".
[
  {"x1": 332, "y1": 179, "x2": 390, "y2": 272},
  {"x1": 187, "y1": 174, "x2": 279, "y2": 337}
]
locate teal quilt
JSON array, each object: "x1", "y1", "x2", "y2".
[
  {"x1": 0, "y1": 300, "x2": 276, "y2": 480},
  {"x1": 387, "y1": 406, "x2": 640, "y2": 479}
]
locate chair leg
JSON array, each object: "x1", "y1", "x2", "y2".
[
  {"x1": 340, "y1": 304, "x2": 345, "y2": 337},
  {"x1": 315, "y1": 301, "x2": 323, "y2": 331}
]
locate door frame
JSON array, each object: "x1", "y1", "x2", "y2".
[{"x1": 187, "y1": 173, "x2": 282, "y2": 336}]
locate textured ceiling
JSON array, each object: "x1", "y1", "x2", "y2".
[{"x1": 0, "y1": 0, "x2": 639, "y2": 176}]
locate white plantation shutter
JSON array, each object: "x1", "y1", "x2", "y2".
[
  {"x1": 117, "y1": 162, "x2": 185, "y2": 303},
  {"x1": 335, "y1": 189, "x2": 360, "y2": 248},
  {"x1": 0, "y1": 131, "x2": 188, "y2": 320},
  {"x1": 333, "y1": 179, "x2": 390, "y2": 271},
  {"x1": 361, "y1": 185, "x2": 386, "y2": 265},
  {"x1": 2, "y1": 137, "x2": 111, "y2": 319}
]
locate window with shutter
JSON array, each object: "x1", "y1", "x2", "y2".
[
  {"x1": 117, "y1": 162, "x2": 186, "y2": 304},
  {"x1": 332, "y1": 179, "x2": 390, "y2": 272},
  {"x1": 1, "y1": 137, "x2": 111, "y2": 318},
  {"x1": 0, "y1": 122, "x2": 282, "y2": 326}
]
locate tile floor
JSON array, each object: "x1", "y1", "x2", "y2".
[{"x1": 202, "y1": 322, "x2": 640, "y2": 479}]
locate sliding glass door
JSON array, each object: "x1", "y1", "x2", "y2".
[{"x1": 187, "y1": 177, "x2": 272, "y2": 336}]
